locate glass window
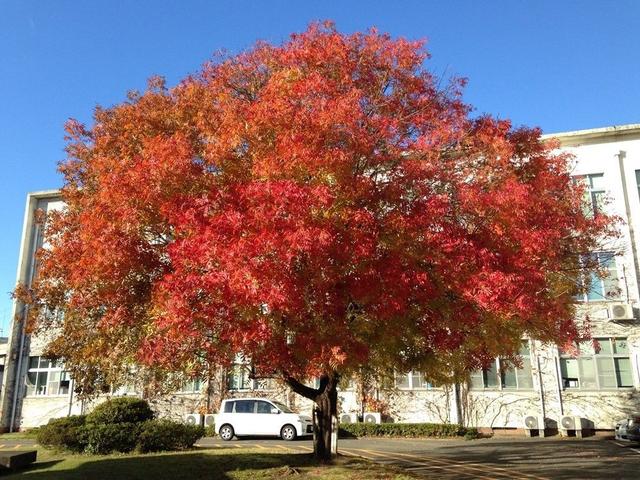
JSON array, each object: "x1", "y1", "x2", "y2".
[
  {"x1": 256, "y1": 401, "x2": 273, "y2": 414},
  {"x1": 272, "y1": 401, "x2": 293, "y2": 413},
  {"x1": 561, "y1": 338, "x2": 633, "y2": 389},
  {"x1": 471, "y1": 341, "x2": 534, "y2": 390},
  {"x1": 577, "y1": 253, "x2": 619, "y2": 302},
  {"x1": 234, "y1": 400, "x2": 255, "y2": 413},
  {"x1": 180, "y1": 378, "x2": 203, "y2": 393},
  {"x1": 395, "y1": 371, "x2": 432, "y2": 390},
  {"x1": 227, "y1": 364, "x2": 252, "y2": 390},
  {"x1": 224, "y1": 401, "x2": 235, "y2": 413},
  {"x1": 576, "y1": 173, "x2": 606, "y2": 217},
  {"x1": 25, "y1": 356, "x2": 70, "y2": 396}
]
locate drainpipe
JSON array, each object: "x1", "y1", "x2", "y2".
[
  {"x1": 9, "y1": 221, "x2": 40, "y2": 432},
  {"x1": 554, "y1": 355, "x2": 564, "y2": 417},
  {"x1": 616, "y1": 150, "x2": 640, "y2": 302},
  {"x1": 536, "y1": 355, "x2": 546, "y2": 420}
]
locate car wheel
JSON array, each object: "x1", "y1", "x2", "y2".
[
  {"x1": 281, "y1": 424, "x2": 297, "y2": 441},
  {"x1": 219, "y1": 424, "x2": 235, "y2": 441}
]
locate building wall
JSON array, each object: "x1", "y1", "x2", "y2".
[{"x1": 4, "y1": 126, "x2": 640, "y2": 432}]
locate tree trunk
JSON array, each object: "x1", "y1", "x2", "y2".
[{"x1": 285, "y1": 371, "x2": 339, "y2": 461}]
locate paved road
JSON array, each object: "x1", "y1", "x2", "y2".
[
  {"x1": 197, "y1": 435, "x2": 640, "y2": 479},
  {"x1": 2, "y1": 434, "x2": 638, "y2": 479}
]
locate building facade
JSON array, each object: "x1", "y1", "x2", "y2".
[{"x1": 2, "y1": 124, "x2": 640, "y2": 432}]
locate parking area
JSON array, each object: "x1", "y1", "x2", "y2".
[{"x1": 197, "y1": 435, "x2": 640, "y2": 479}]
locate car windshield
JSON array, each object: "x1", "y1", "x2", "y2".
[{"x1": 272, "y1": 401, "x2": 294, "y2": 413}]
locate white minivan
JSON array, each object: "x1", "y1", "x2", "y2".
[{"x1": 215, "y1": 398, "x2": 313, "y2": 441}]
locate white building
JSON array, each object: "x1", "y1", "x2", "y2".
[{"x1": 2, "y1": 124, "x2": 640, "y2": 433}]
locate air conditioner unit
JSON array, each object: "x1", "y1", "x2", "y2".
[
  {"x1": 184, "y1": 413, "x2": 203, "y2": 426},
  {"x1": 608, "y1": 303, "x2": 634, "y2": 321},
  {"x1": 560, "y1": 415, "x2": 587, "y2": 438},
  {"x1": 340, "y1": 413, "x2": 358, "y2": 424},
  {"x1": 523, "y1": 414, "x2": 546, "y2": 437},
  {"x1": 204, "y1": 414, "x2": 216, "y2": 427},
  {"x1": 363, "y1": 412, "x2": 382, "y2": 424}
]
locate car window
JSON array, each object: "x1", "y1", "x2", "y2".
[
  {"x1": 234, "y1": 400, "x2": 256, "y2": 413},
  {"x1": 256, "y1": 401, "x2": 274, "y2": 414},
  {"x1": 272, "y1": 401, "x2": 293, "y2": 413},
  {"x1": 223, "y1": 401, "x2": 235, "y2": 413}
]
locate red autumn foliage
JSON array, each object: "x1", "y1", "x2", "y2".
[{"x1": 23, "y1": 23, "x2": 612, "y2": 436}]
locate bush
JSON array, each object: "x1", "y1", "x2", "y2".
[
  {"x1": 36, "y1": 415, "x2": 88, "y2": 452},
  {"x1": 36, "y1": 399, "x2": 206, "y2": 455},
  {"x1": 83, "y1": 422, "x2": 140, "y2": 454},
  {"x1": 339, "y1": 422, "x2": 469, "y2": 438},
  {"x1": 137, "y1": 419, "x2": 205, "y2": 453},
  {"x1": 87, "y1": 397, "x2": 154, "y2": 425},
  {"x1": 464, "y1": 427, "x2": 479, "y2": 440},
  {"x1": 204, "y1": 425, "x2": 216, "y2": 437}
]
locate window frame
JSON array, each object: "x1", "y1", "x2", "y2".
[
  {"x1": 560, "y1": 337, "x2": 634, "y2": 390},
  {"x1": 394, "y1": 370, "x2": 434, "y2": 390},
  {"x1": 469, "y1": 341, "x2": 534, "y2": 391},
  {"x1": 575, "y1": 252, "x2": 620, "y2": 302},
  {"x1": 227, "y1": 364, "x2": 277, "y2": 391},
  {"x1": 25, "y1": 356, "x2": 71, "y2": 397},
  {"x1": 575, "y1": 173, "x2": 606, "y2": 217}
]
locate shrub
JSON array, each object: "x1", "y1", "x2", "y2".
[
  {"x1": 87, "y1": 397, "x2": 154, "y2": 425},
  {"x1": 36, "y1": 415, "x2": 88, "y2": 452},
  {"x1": 204, "y1": 425, "x2": 216, "y2": 437},
  {"x1": 464, "y1": 427, "x2": 479, "y2": 440},
  {"x1": 137, "y1": 419, "x2": 205, "y2": 453},
  {"x1": 83, "y1": 422, "x2": 140, "y2": 454},
  {"x1": 338, "y1": 422, "x2": 469, "y2": 438}
]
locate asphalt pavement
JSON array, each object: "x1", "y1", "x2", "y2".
[
  {"x1": 196, "y1": 435, "x2": 640, "y2": 479},
  {"x1": 2, "y1": 434, "x2": 638, "y2": 479}
]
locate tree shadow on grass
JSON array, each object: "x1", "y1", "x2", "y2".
[{"x1": 0, "y1": 450, "x2": 337, "y2": 480}]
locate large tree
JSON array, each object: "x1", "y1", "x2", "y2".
[{"x1": 23, "y1": 23, "x2": 612, "y2": 459}]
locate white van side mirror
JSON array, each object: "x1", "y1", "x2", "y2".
[{"x1": 271, "y1": 407, "x2": 280, "y2": 414}]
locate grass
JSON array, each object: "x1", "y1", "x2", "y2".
[
  {"x1": 2, "y1": 447, "x2": 417, "y2": 479},
  {"x1": 0, "y1": 431, "x2": 39, "y2": 440}
]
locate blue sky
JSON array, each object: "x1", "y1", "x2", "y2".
[{"x1": 1, "y1": 0, "x2": 639, "y2": 333}]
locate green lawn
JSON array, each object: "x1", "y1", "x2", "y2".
[
  {"x1": 0, "y1": 432, "x2": 38, "y2": 440},
  {"x1": 3, "y1": 448, "x2": 416, "y2": 479}
]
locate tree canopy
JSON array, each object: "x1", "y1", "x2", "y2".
[{"x1": 24, "y1": 22, "x2": 612, "y2": 399}]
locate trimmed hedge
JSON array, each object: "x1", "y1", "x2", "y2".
[
  {"x1": 36, "y1": 415, "x2": 88, "y2": 452},
  {"x1": 137, "y1": 420, "x2": 205, "y2": 453},
  {"x1": 84, "y1": 422, "x2": 140, "y2": 454},
  {"x1": 37, "y1": 398, "x2": 206, "y2": 454},
  {"x1": 87, "y1": 397, "x2": 154, "y2": 425},
  {"x1": 339, "y1": 422, "x2": 475, "y2": 438}
]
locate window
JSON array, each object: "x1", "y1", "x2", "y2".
[
  {"x1": 256, "y1": 400, "x2": 276, "y2": 414},
  {"x1": 234, "y1": 400, "x2": 256, "y2": 413},
  {"x1": 394, "y1": 371, "x2": 433, "y2": 390},
  {"x1": 576, "y1": 173, "x2": 605, "y2": 217},
  {"x1": 470, "y1": 341, "x2": 533, "y2": 390},
  {"x1": 501, "y1": 342, "x2": 534, "y2": 389},
  {"x1": 227, "y1": 364, "x2": 252, "y2": 390},
  {"x1": 560, "y1": 338, "x2": 633, "y2": 389},
  {"x1": 26, "y1": 356, "x2": 70, "y2": 396},
  {"x1": 227, "y1": 364, "x2": 276, "y2": 391},
  {"x1": 576, "y1": 252, "x2": 619, "y2": 302},
  {"x1": 180, "y1": 378, "x2": 203, "y2": 393},
  {"x1": 635, "y1": 170, "x2": 640, "y2": 202}
]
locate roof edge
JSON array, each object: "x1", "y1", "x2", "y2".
[
  {"x1": 542, "y1": 123, "x2": 640, "y2": 145},
  {"x1": 27, "y1": 189, "x2": 62, "y2": 200}
]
